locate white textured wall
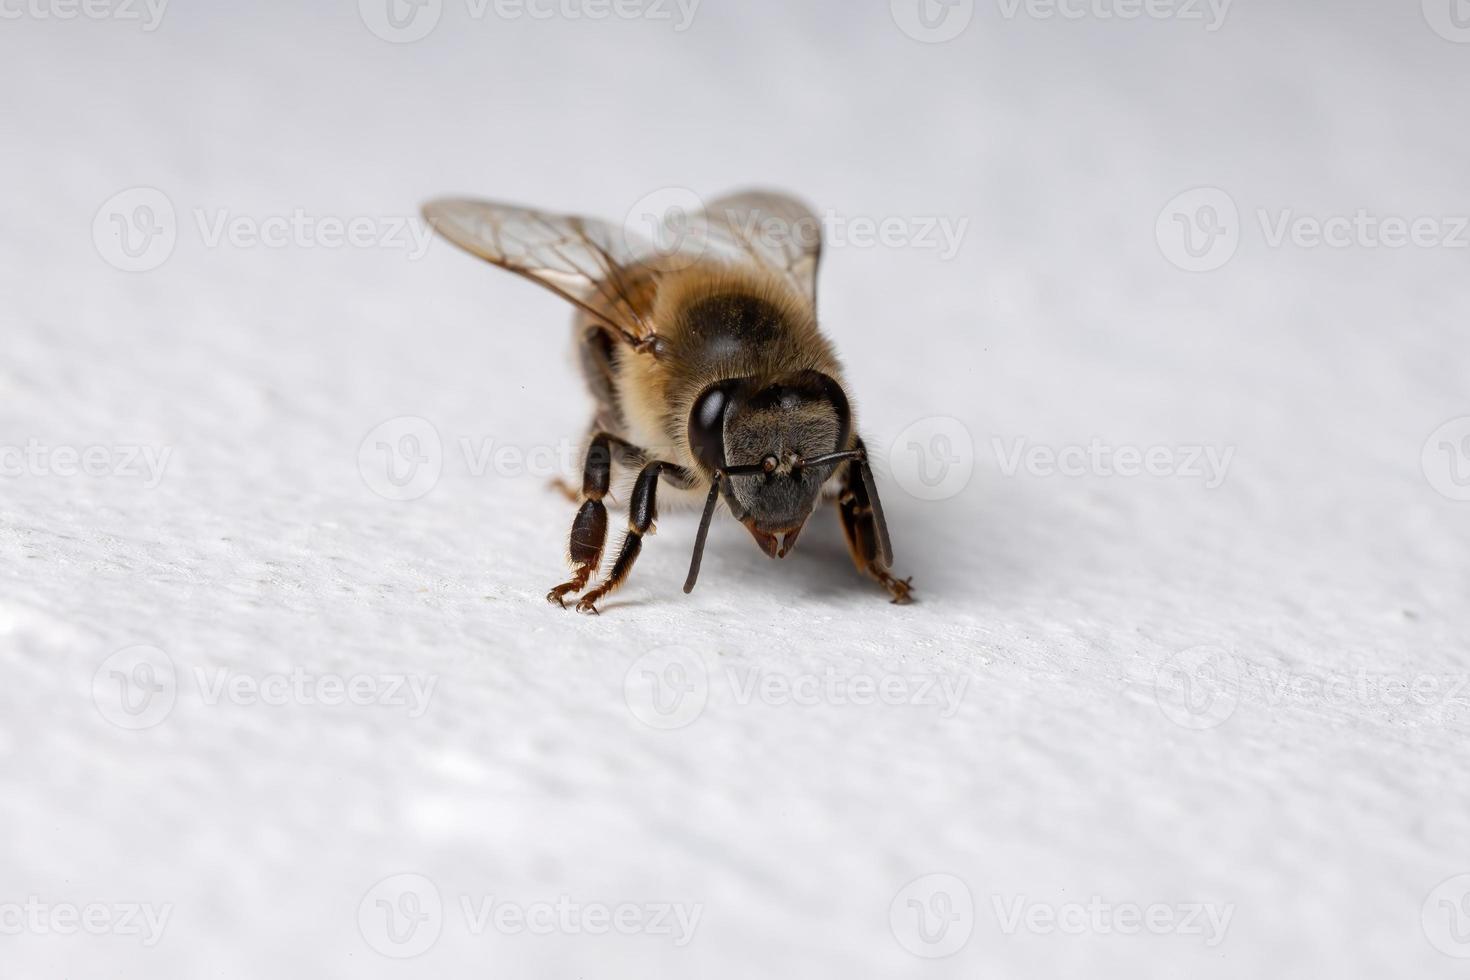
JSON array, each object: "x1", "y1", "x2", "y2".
[{"x1": 3, "y1": 0, "x2": 1469, "y2": 976}]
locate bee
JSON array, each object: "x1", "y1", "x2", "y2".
[{"x1": 421, "y1": 190, "x2": 913, "y2": 613}]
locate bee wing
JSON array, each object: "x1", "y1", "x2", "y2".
[
  {"x1": 422, "y1": 198, "x2": 659, "y2": 345},
  {"x1": 694, "y1": 190, "x2": 823, "y2": 310}
]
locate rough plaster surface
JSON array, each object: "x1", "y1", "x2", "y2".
[{"x1": 3, "y1": 1, "x2": 1469, "y2": 976}]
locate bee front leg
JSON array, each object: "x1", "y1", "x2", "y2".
[
  {"x1": 547, "y1": 432, "x2": 640, "y2": 608},
  {"x1": 837, "y1": 439, "x2": 915, "y2": 604},
  {"x1": 575, "y1": 460, "x2": 693, "y2": 615}
]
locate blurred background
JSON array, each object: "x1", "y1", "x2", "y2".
[{"x1": 2, "y1": 0, "x2": 1469, "y2": 977}]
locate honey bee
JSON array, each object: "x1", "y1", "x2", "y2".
[{"x1": 422, "y1": 190, "x2": 913, "y2": 613}]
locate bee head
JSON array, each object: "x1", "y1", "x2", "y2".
[{"x1": 687, "y1": 371, "x2": 851, "y2": 559}]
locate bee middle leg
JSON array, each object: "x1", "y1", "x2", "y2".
[
  {"x1": 575, "y1": 460, "x2": 695, "y2": 615},
  {"x1": 837, "y1": 439, "x2": 915, "y2": 604},
  {"x1": 547, "y1": 432, "x2": 642, "y2": 607}
]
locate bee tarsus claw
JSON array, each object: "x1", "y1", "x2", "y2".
[
  {"x1": 880, "y1": 574, "x2": 915, "y2": 604},
  {"x1": 547, "y1": 584, "x2": 581, "y2": 608}
]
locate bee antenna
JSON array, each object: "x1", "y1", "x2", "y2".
[
  {"x1": 683, "y1": 475, "x2": 724, "y2": 594},
  {"x1": 801, "y1": 449, "x2": 862, "y2": 469}
]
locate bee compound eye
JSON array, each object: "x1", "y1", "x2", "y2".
[{"x1": 688, "y1": 382, "x2": 737, "y2": 474}]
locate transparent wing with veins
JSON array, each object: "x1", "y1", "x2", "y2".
[
  {"x1": 422, "y1": 198, "x2": 662, "y2": 346},
  {"x1": 687, "y1": 190, "x2": 824, "y2": 312},
  {"x1": 423, "y1": 191, "x2": 827, "y2": 341}
]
